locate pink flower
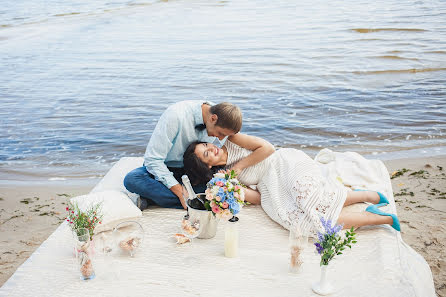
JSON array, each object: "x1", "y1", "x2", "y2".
[
  {"x1": 223, "y1": 187, "x2": 227, "y2": 191},
  {"x1": 66, "y1": 207, "x2": 69, "y2": 211},
  {"x1": 234, "y1": 186, "x2": 240, "y2": 191},
  {"x1": 222, "y1": 202, "x2": 229, "y2": 209},
  {"x1": 212, "y1": 206, "x2": 221, "y2": 213},
  {"x1": 216, "y1": 181, "x2": 224, "y2": 187}
]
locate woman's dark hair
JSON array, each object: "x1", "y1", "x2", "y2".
[{"x1": 183, "y1": 141, "x2": 222, "y2": 185}]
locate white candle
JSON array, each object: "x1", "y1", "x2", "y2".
[{"x1": 224, "y1": 223, "x2": 238, "y2": 258}]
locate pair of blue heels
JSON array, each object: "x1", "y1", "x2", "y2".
[{"x1": 354, "y1": 189, "x2": 401, "y2": 231}]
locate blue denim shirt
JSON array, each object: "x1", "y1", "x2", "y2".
[{"x1": 143, "y1": 100, "x2": 222, "y2": 189}]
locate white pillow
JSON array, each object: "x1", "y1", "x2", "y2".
[
  {"x1": 70, "y1": 190, "x2": 142, "y2": 234},
  {"x1": 90, "y1": 157, "x2": 144, "y2": 205}
]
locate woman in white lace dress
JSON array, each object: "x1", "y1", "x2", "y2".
[{"x1": 183, "y1": 133, "x2": 400, "y2": 235}]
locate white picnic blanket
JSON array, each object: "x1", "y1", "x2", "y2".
[{"x1": 0, "y1": 152, "x2": 436, "y2": 297}]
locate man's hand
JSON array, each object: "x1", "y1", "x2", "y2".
[{"x1": 170, "y1": 184, "x2": 187, "y2": 209}]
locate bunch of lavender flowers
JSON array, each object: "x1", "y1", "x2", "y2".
[{"x1": 314, "y1": 217, "x2": 357, "y2": 266}]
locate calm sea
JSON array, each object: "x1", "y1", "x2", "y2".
[{"x1": 1, "y1": 0, "x2": 445, "y2": 182}]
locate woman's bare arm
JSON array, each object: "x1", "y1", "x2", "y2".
[
  {"x1": 243, "y1": 187, "x2": 261, "y2": 205},
  {"x1": 227, "y1": 133, "x2": 275, "y2": 174}
]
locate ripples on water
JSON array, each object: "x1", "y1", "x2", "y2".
[{"x1": 0, "y1": 0, "x2": 445, "y2": 179}]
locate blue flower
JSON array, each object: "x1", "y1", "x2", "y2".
[
  {"x1": 314, "y1": 216, "x2": 356, "y2": 266},
  {"x1": 218, "y1": 188, "x2": 226, "y2": 198},
  {"x1": 226, "y1": 196, "x2": 235, "y2": 204},
  {"x1": 231, "y1": 201, "x2": 240, "y2": 214},
  {"x1": 229, "y1": 198, "x2": 238, "y2": 208},
  {"x1": 320, "y1": 216, "x2": 343, "y2": 236},
  {"x1": 333, "y1": 224, "x2": 343, "y2": 234},
  {"x1": 314, "y1": 242, "x2": 324, "y2": 254},
  {"x1": 208, "y1": 177, "x2": 227, "y2": 186},
  {"x1": 317, "y1": 232, "x2": 325, "y2": 243},
  {"x1": 227, "y1": 198, "x2": 240, "y2": 214}
]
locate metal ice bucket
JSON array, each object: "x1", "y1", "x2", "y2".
[{"x1": 187, "y1": 194, "x2": 219, "y2": 239}]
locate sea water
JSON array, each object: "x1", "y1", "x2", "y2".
[{"x1": 1, "y1": 0, "x2": 445, "y2": 181}]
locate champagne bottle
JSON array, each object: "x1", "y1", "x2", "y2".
[{"x1": 181, "y1": 175, "x2": 196, "y2": 201}]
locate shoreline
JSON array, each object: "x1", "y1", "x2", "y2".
[
  {"x1": 1, "y1": 145, "x2": 445, "y2": 184},
  {"x1": 0, "y1": 155, "x2": 445, "y2": 295}
]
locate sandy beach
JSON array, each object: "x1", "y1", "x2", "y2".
[
  {"x1": 384, "y1": 155, "x2": 446, "y2": 297},
  {"x1": 0, "y1": 156, "x2": 445, "y2": 296}
]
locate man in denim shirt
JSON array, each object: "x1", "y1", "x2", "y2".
[{"x1": 124, "y1": 101, "x2": 242, "y2": 210}]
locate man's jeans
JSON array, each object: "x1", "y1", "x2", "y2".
[{"x1": 123, "y1": 166, "x2": 206, "y2": 209}]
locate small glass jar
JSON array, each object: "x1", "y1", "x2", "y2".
[{"x1": 289, "y1": 222, "x2": 308, "y2": 273}]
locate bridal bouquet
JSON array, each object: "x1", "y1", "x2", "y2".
[
  {"x1": 314, "y1": 217, "x2": 357, "y2": 266},
  {"x1": 205, "y1": 169, "x2": 246, "y2": 220}
]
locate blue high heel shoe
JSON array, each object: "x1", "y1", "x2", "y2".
[
  {"x1": 354, "y1": 189, "x2": 389, "y2": 205},
  {"x1": 365, "y1": 203, "x2": 401, "y2": 231}
]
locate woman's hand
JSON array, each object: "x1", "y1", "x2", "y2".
[
  {"x1": 230, "y1": 165, "x2": 242, "y2": 177},
  {"x1": 219, "y1": 166, "x2": 242, "y2": 177}
]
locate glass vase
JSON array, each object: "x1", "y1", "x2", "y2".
[
  {"x1": 74, "y1": 228, "x2": 95, "y2": 280},
  {"x1": 288, "y1": 223, "x2": 308, "y2": 273},
  {"x1": 312, "y1": 265, "x2": 334, "y2": 295},
  {"x1": 113, "y1": 221, "x2": 144, "y2": 257}
]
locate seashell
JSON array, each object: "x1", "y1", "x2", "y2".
[
  {"x1": 173, "y1": 233, "x2": 190, "y2": 244},
  {"x1": 80, "y1": 259, "x2": 94, "y2": 277},
  {"x1": 119, "y1": 236, "x2": 141, "y2": 251},
  {"x1": 181, "y1": 219, "x2": 199, "y2": 236},
  {"x1": 290, "y1": 246, "x2": 303, "y2": 268}
]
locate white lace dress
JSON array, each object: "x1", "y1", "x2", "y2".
[{"x1": 224, "y1": 141, "x2": 347, "y2": 236}]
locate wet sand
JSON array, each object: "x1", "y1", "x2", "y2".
[
  {"x1": 0, "y1": 184, "x2": 93, "y2": 286},
  {"x1": 0, "y1": 156, "x2": 445, "y2": 295},
  {"x1": 384, "y1": 155, "x2": 446, "y2": 297}
]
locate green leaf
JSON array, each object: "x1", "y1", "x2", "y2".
[{"x1": 204, "y1": 200, "x2": 211, "y2": 211}]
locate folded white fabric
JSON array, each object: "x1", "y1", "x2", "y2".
[
  {"x1": 315, "y1": 148, "x2": 388, "y2": 192},
  {"x1": 91, "y1": 157, "x2": 144, "y2": 205},
  {"x1": 70, "y1": 190, "x2": 142, "y2": 233},
  {"x1": 0, "y1": 156, "x2": 436, "y2": 297}
]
